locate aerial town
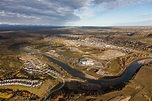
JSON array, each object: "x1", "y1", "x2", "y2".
[
  {"x1": 0, "y1": 0, "x2": 152, "y2": 100},
  {"x1": 0, "y1": 26, "x2": 151, "y2": 101}
]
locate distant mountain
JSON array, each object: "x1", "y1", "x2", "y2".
[
  {"x1": 0, "y1": 24, "x2": 120, "y2": 30},
  {"x1": 78, "y1": 26, "x2": 113, "y2": 29},
  {"x1": 0, "y1": 24, "x2": 67, "y2": 30}
]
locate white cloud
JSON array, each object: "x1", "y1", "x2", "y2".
[
  {"x1": 0, "y1": 0, "x2": 89, "y2": 25},
  {"x1": 93, "y1": 0, "x2": 152, "y2": 11},
  {"x1": 0, "y1": 0, "x2": 151, "y2": 25}
]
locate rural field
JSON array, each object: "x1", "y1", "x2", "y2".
[{"x1": 0, "y1": 27, "x2": 151, "y2": 101}]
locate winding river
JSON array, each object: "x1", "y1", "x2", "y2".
[
  {"x1": 43, "y1": 55, "x2": 151, "y2": 86},
  {"x1": 20, "y1": 47, "x2": 152, "y2": 86},
  {"x1": 20, "y1": 48, "x2": 152, "y2": 101},
  {"x1": 19, "y1": 46, "x2": 152, "y2": 86}
]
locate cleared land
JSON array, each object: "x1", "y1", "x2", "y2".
[{"x1": 0, "y1": 27, "x2": 151, "y2": 100}]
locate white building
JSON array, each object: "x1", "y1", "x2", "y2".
[{"x1": 79, "y1": 58, "x2": 94, "y2": 66}]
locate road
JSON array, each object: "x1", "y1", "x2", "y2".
[
  {"x1": 43, "y1": 75, "x2": 65, "y2": 101},
  {"x1": 20, "y1": 48, "x2": 152, "y2": 100}
]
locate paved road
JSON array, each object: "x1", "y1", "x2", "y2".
[
  {"x1": 20, "y1": 49, "x2": 152, "y2": 100},
  {"x1": 43, "y1": 75, "x2": 65, "y2": 101}
]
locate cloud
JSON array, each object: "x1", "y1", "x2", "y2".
[
  {"x1": 0, "y1": 0, "x2": 89, "y2": 25},
  {"x1": 0, "y1": 0, "x2": 151, "y2": 25},
  {"x1": 116, "y1": 19, "x2": 152, "y2": 26},
  {"x1": 93, "y1": 0, "x2": 152, "y2": 11},
  {"x1": 137, "y1": 14, "x2": 152, "y2": 19}
]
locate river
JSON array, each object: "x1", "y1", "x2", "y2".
[
  {"x1": 20, "y1": 49, "x2": 151, "y2": 101},
  {"x1": 43, "y1": 55, "x2": 151, "y2": 86},
  {"x1": 20, "y1": 47, "x2": 151, "y2": 86}
]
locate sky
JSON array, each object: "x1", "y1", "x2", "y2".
[{"x1": 0, "y1": 0, "x2": 152, "y2": 26}]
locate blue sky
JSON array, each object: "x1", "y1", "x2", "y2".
[
  {"x1": 74, "y1": 1, "x2": 152, "y2": 26},
  {"x1": 0, "y1": 0, "x2": 152, "y2": 26}
]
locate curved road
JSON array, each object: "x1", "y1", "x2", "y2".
[
  {"x1": 43, "y1": 76, "x2": 65, "y2": 101},
  {"x1": 20, "y1": 49, "x2": 152, "y2": 100}
]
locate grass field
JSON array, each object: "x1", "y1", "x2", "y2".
[{"x1": 101, "y1": 64, "x2": 152, "y2": 101}]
